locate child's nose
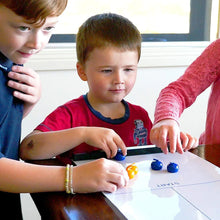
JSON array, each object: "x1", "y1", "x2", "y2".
[
  {"x1": 114, "y1": 71, "x2": 124, "y2": 84},
  {"x1": 27, "y1": 32, "x2": 42, "y2": 50}
]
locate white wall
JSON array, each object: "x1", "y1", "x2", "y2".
[
  {"x1": 20, "y1": 41, "x2": 211, "y2": 219},
  {"x1": 22, "y1": 41, "x2": 211, "y2": 139},
  {"x1": 21, "y1": 65, "x2": 210, "y2": 140}
]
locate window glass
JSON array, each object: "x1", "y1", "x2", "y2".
[
  {"x1": 55, "y1": 0, "x2": 190, "y2": 35},
  {"x1": 51, "y1": 0, "x2": 210, "y2": 42}
]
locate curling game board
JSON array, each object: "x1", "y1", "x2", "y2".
[{"x1": 74, "y1": 146, "x2": 220, "y2": 220}]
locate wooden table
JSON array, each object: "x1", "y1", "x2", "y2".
[{"x1": 30, "y1": 144, "x2": 220, "y2": 220}]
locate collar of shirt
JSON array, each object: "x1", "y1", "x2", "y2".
[{"x1": 0, "y1": 52, "x2": 13, "y2": 73}]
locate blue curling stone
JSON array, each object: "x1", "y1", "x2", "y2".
[
  {"x1": 151, "y1": 159, "x2": 163, "y2": 170},
  {"x1": 167, "y1": 162, "x2": 179, "y2": 173},
  {"x1": 114, "y1": 151, "x2": 126, "y2": 161}
]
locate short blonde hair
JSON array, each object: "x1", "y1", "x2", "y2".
[
  {"x1": 0, "y1": 0, "x2": 68, "y2": 26},
  {"x1": 76, "y1": 13, "x2": 142, "y2": 65}
]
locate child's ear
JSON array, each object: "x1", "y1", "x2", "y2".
[{"x1": 76, "y1": 62, "x2": 87, "y2": 81}]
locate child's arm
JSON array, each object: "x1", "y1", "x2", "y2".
[
  {"x1": 20, "y1": 126, "x2": 127, "y2": 160},
  {"x1": 150, "y1": 119, "x2": 198, "y2": 154},
  {"x1": 0, "y1": 157, "x2": 128, "y2": 193},
  {"x1": 7, "y1": 65, "x2": 41, "y2": 118},
  {"x1": 0, "y1": 157, "x2": 65, "y2": 193}
]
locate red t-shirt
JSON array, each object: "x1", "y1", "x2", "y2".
[{"x1": 36, "y1": 95, "x2": 152, "y2": 163}]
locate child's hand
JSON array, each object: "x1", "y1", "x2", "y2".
[
  {"x1": 150, "y1": 119, "x2": 181, "y2": 154},
  {"x1": 84, "y1": 127, "x2": 127, "y2": 158},
  {"x1": 72, "y1": 158, "x2": 129, "y2": 193},
  {"x1": 180, "y1": 131, "x2": 198, "y2": 152},
  {"x1": 150, "y1": 119, "x2": 198, "y2": 154},
  {"x1": 8, "y1": 65, "x2": 41, "y2": 117}
]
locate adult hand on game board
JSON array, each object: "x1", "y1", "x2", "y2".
[
  {"x1": 150, "y1": 119, "x2": 198, "y2": 154},
  {"x1": 72, "y1": 158, "x2": 129, "y2": 193},
  {"x1": 84, "y1": 127, "x2": 127, "y2": 158}
]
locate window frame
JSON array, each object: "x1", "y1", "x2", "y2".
[{"x1": 49, "y1": 0, "x2": 211, "y2": 43}]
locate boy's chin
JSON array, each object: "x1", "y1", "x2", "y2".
[{"x1": 12, "y1": 56, "x2": 31, "y2": 65}]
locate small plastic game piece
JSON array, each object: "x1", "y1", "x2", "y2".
[
  {"x1": 126, "y1": 163, "x2": 138, "y2": 179},
  {"x1": 127, "y1": 169, "x2": 135, "y2": 179},
  {"x1": 167, "y1": 162, "x2": 179, "y2": 173},
  {"x1": 132, "y1": 165, "x2": 138, "y2": 175},
  {"x1": 151, "y1": 159, "x2": 163, "y2": 170},
  {"x1": 113, "y1": 151, "x2": 126, "y2": 161}
]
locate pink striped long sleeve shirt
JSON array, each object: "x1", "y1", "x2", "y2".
[{"x1": 154, "y1": 39, "x2": 220, "y2": 145}]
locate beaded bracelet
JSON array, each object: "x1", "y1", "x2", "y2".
[
  {"x1": 65, "y1": 164, "x2": 75, "y2": 194},
  {"x1": 65, "y1": 164, "x2": 70, "y2": 194},
  {"x1": 70, "y1": 165, "x2": 74, "y2": 194}
]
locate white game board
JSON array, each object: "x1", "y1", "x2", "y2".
[{"x1": 75, "y1": 151, "x2": 220, "y2": 220}]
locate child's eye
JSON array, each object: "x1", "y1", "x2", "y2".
[
  {"x1": 101, "y1": 69, "x2": 112, "y2": 73},
  {"x1": 19, "y1": 26, "x2": 30, "y2": 32},
  {"x1": 44, "y1": 26, "x2": 55, "y2": 32},
  {"x1": 124, "y1": 68, "x2": 133, "y2": 72}
]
